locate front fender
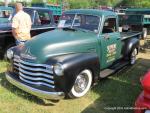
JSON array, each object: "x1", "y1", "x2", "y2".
[{"x1": 46, "y1": 53, "x2": 100, "y2": 93}]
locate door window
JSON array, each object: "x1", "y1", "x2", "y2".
[
  {"x1": 102, "y1": 18, "x2": 117, "y2": 34},
  {"x1": 36, "y1": 11, "x2": 51, "y2": 25}
]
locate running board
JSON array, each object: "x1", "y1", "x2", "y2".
[
  {"x1": 100, "y1": 69, "x2": 114, "y2": 78},
  {"x1": 100, "y1": 61, "x2": 129, "y2": 78}
]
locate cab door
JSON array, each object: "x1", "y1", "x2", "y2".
[{"x1": 100, "y1": 17, "x2": 122, "y2": 69}]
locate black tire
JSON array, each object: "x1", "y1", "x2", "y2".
[
  {"x1": 68, "y1": 69, "x2": 93, "y2": 98},
  {"x1": 129, "y1": 48, "x2": 138, "y2": 65}
]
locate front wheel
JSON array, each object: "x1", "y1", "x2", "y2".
[
  {"x1": 68, "y1": 69, "x2": 93, "y2": 98},
  {"x1": 129, "y1": 48, "x2": 138, "y2": 65}
]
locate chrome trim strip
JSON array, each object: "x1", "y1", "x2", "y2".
[
  {"x1": 14, "y1": 62, "x2": 19, "y2": 67},
  {"x1": 19, "y1": 72, "x2": 54, "y2": 84},
  {"x1": 14, "y1": 66, "x2": 18, "y2": 69},
  {"x1": 19, "y1": 68, "x2": 53, "y2": 79},
  {"x1": 6, "y1": 73, "x2": 64, "y2": 100},
  {"x1": 31, "y1": 27, "x2": 55, "y2": 31},
  {"x1": 14, "y1": 62, "x2": 53, "y2": 74},
  {"x1": 14, "y1": 55, "x2": 20, "y2": 59},
  {"x1": 0, "y1": 27, "x2": 55, "y2": 33},
  {"x1": 19, "y1": 64, "x2": 53, "y2": 74},
  {"x1": 20, "y1": 59, "x2": 52, "y2": 68},
  {"x1": 14, "y1": 58, "x2": 53, "y2": 71},
  {"x1": 19, "y1": 76, "x2": 55, "y2": 88}
]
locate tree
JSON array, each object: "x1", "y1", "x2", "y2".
[
  {"x1": 31, "y1": 0, "x2": 44, "y2": 3},
  {"x1": 118, "y1": 0, "x2": 150, "y2": 8}
]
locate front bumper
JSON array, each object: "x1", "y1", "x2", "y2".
[{"x1": 6, "y1": 72, "x2": 65, "y2": 100}]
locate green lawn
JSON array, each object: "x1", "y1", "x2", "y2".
[{"x1": 0, "y1": 53, "x2": 150, "y2": 113}]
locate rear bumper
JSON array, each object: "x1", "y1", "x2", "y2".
[{"x1": 5, "y1": 72, "x2": 65, "y2": 100}]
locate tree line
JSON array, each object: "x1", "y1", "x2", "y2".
[{"x1": 3, "y1": 0, "x2": 150, "y2": 8}]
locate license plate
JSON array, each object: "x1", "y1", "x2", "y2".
[{"x1": 145, "y1": 110, "x2": 150, "y2": 113}]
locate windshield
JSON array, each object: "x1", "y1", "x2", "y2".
[
  {"x1": 0, "y1": 10, "x2": 12, "y2": 24},
  {"x1": 0, "y1": 10, "x2": 12, "y2": 18},
  {"x1": 58, "y1": 13, "x2": 100, "y2": 32}
]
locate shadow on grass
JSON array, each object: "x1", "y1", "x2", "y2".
[
  {"x1": 0, "y1": 72, "x2": 58, "y2": 106},
  {"x1": 82, "y1": 58, "x2": 150, "y2": 113}
]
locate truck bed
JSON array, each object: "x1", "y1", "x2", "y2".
[{"x1": 120, "y1": 31, "x2": 141, "y2": 40}]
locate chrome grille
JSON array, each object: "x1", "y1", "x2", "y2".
[{"x1": 13, "y1": 55, "x2": 55, "y2": 88}]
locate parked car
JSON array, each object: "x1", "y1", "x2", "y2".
[
  {"x1": 5, "y1": 9, "x2": 141, "y2": 100},
  {"x1": 0, "y1": 7, "x2": 56, "y2": 58},
  {"x1": 0, "y1": 6, "x2": 13, "y2": 24},
  {"x1": 135, "y1": 71, "x2": 150, "y2": 113}
]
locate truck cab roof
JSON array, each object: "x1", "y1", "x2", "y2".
[
  {"x1": 0, "y1": 6, "x2": 13, "y2": 11},
  {"x1": 24, "y1": 7, "x2": 52, "y2": 12},
  {"x1": 64, "y1": 9, "x2": 117, "y2": 17},
  {"x1": 126, "y1": 8, "x2": 150, "y2": 14}
]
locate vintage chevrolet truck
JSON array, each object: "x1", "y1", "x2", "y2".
[
  {"x1": 5, "y1": 9, "x2": 141, "y2": 100},
  {"x1": 0, "y1": 7, "x2": 56, "y2": 58}
]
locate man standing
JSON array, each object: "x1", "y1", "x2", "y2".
[{"x1": 12, "y1": 2, "x2": 32, "y2": 45}]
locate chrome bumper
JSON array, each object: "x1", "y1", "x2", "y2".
[{"x1": 6, "y1": 72, "x2": 65, "y2": 100}]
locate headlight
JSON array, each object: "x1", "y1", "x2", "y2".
[
  {"x1": 6, "y1": 48, "x2": 14, "y2": 60},
  {"x1": 53, "y1": 63, "x2": 64, "y2": 76}
]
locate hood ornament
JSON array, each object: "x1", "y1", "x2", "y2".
[{"x1": 21, "y1": 48, "x2": 36, "y2": 60}]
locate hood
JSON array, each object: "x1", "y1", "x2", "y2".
[{"x1": 21, "y1": 29, "x2": 98, "y2": 63}]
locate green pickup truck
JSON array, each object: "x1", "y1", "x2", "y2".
[
  {"x1": 121, "y1": 8, "x2": 150, "y2": 38},
  {"x1": 5, "y1": 9, "x2": 141, "y2": 100}
]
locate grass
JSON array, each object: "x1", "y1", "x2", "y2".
[{"x1": 0, "y1": 52, "x2": 150, "y2": 113}]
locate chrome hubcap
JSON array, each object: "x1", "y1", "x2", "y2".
[
  {"x1": 131, "y1": 48, "x2": 137, "y2": 64},
  {"x1": 74, "y1": 74, "x2": 88, "y2": 93}
]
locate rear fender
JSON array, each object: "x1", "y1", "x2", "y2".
[{"x1": 122, "y1": 37, "x2": 139, "y2": 57}]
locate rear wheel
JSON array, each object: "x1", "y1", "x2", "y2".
[
  {"x1": 129, "y1": 48, "x2": 138, "y2": 65},
  {"x1": 68, "y1": 69, "x2": 92, "y2": 98},
  {"x1": 143, "y1": 28, "x2": 148, "y2": 39}
]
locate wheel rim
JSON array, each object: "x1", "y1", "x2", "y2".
[
  {"x1": 74, "y1": 73, "x2": 89, "y2": 93},
  {"x1": 131, "y1": 48, "x2": 137, "y2": 64},
  {"x1": 143, "y1": 28, "x2": 147, "y2": 38},
  {"x1": 71, "y1": 69, "x2": 92, "y2": 97}
]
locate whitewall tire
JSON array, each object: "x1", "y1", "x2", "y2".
[
  {"x1": 68, "y1": 69, "x2": 92, "y2": 98},
  {"x1": 143, "y1": 28, "x2": 148, "y2": 39},
  {"x1": 130, "y1": 48, "x2": 138, "y2": 65}
]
